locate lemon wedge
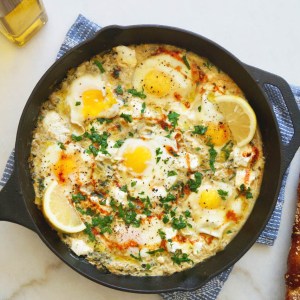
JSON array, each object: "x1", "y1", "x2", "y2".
[
  {"x1": 43, "y1": 181, "x2": 86, "y2": 233},
  {"x1": 215, "y1": 95, "x2": 257, "y2": 147}
]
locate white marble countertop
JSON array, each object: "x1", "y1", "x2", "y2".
[{"x1": 0, "y1": 0, "x2": 299, "y2": 299}]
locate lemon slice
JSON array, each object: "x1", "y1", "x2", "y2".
[
  {"x1": 215, "y1": 95, "x2": 257, "y2": 147},
  {"x1": 43, "y1": 181, "x2": 86, "y2": 233}
]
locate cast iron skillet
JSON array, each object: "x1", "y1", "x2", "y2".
[{"x1": 0, "y1": 25, "x2": 299, "y2": 293}]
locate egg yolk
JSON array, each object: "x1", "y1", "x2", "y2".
[
  {"x1": 143, "y1": 70, "x2": 172, "y2": 97},
  {"x1": 53, "y1": 153, "x2": 77, "y2": 183},
  {"x1": 205, "y1": 122, "x2": 231, "y2": 146},
  {"x1": 122, "y1": 146, "x2": 152, "y2": 174},
  {"x1": 82, "y1": 87, "x2": 117, "y2": 118},
  {"x1": 199, "y1": 190, "x2": 222, "y2": 209}
]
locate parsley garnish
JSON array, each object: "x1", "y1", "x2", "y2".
[
  {"x1": 94, "y1": 60, "x2": 105, "y2": 73},
  {"x1": 57, "y1": 142, "x2": 65, "y2": 150},
  {"x1": 171, "y1": 215, "x2": 189, "y2": 230},
  {"x1": 128, "y1": 131, "x2": 134, "y2": 137},
  {"x1": 71, "y1": 193, "x2": 86, "y2": 203},
  {"x1": 182, "y1": 55, "x2": 190, "y2": 70},
  {"x1": 167, "y1": 111, "x2": 180, "y2": 128},
  {"x1": 238, "y1": 184, "x2": 253, "y2": 199},
  {"x1": 84, "y1": 223, "x2": 96, "y2": 242},
  {"x1": 192, "y1": 125, "x2": 208, "y2": 135},
  {"x1": 198, "y1": 105, "x2": 202, "y2": 112},
  {"x1": 113, "y1": 139, "x2": 124, "y2": 148},
  {"x1": 75, "y1": 101, "x2": 81, "y2": 106},
  {"x1": 171, "y1": 251, "x2": 193, "y2": 265},
  {"x1": 167, "y1": 170, "x2": 177, "y2": 177},
  {"x1": 158, "y1": 229, "x2": 166, "y2": 240},
  {"x1": 71, "y1": 134, "x2": 82, "y2": 141},
  {"x1": 85, "y1": 128, "x2": 110, "y2": 156},
  {"x1": 147, "y1": 248, "x2": 165, "y2": 255},
  {"x1": 159, "y1": 193, "x2": 176, "y2": 203},
  {"x1": 120, "y1": 185, "x2": 128, "y2": 192},
  {"x1": 203, "y1": 60, "x2": 214, "y2": 70},
  {"x1": 131, "y1": 181, "x2": 137, "y2": 187},
  {"x1": 208, "y1": 144, "x2": 217, "y2": 172},
  {"x1": 221, "y1": 140, "x2": 234, "y2": 161},
  {"x1": 37, "y1": 178, "x2": 45, "y2": 192},
  {"x1": 130, "y1": 251, "x2": 142, "y2": 261},
  {"x1": 187, "y1": 172, "x2": 202, "y2": 192},
  {"x1": 156, "y1": 147, "x2": 163, "y2": 163},
  {"x1": 184, "y1": 210, "x2": 191, "y2": 218},
  {"x1": 217, "y1": 189, "x2": 228, "y2": 200},
  {"x1": 97, "y1": 118, "x2": 113, "y2": 124},
  {"x1": 141, "y1": 102, "x2": 146, "y2": 114},
  {"x1": 115, "y1": 85, "x2": 123, "y2": 95},
  {"x1": 127, "y1": 88, "x2": 146, "y2": 99},
  {"x1": 162, "y1": 215, "x2": 169, "y2": 224},
  {"x1": 120, "y1": 113, "x2": 133, "y2": 123},
  {"x1": 92, "y1": 215, "x2": 113, "y2": 234}
]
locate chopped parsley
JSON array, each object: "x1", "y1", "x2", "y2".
[
  {"x1": 184, "y1": 210, "x2": 191, "y2": 218},
  {"x1": 115, "y1": 85, "x2": 123, "y2": 95},
  {"x1": 143, "y1": 263, "x2": 151, "y2": 270},
  {"x1": 203, "y1": 60, "x2": 214, "y2": 70},
  {"x1": 167, "y1": 170, "x2": 177, "y2": 177},
  {"x1": 127, "y1": 88, "x2": 146, "y2": 99},
  {"x1": 221, "y1": 140, "x2": 234, "y2": 161},
  {"x1": 159, "y1": 193, "x2": 176, "y2": 203},
  {"x1": 113, "y1": 139, "x2": 124, "y2": 148},
  {"x1": 171, "y1": 215, "x2": 190, "y2": 230},
  {"x1": 37, "y1": 178, "x2": 45, "y2": 192},
  {"x1": 130, "y1": 251, "x2": 142, "y2": 261},
  {"x1": 198, "y1": 105, "x2": 202, "y2": 112},
  {"x1": 75, "y1": 101, "x2": 81, "y2": 106},
  {"x1": 141, "y1": 102, "x2": 146, "y2": 114},
  {"x1": 128, "y1": 131, "x2": 134, "y2": 137},
  {"x1": 92, "y1": 215, "x2": 113, "y2": 234},
  {"x1": 57, "y1": 142, "x2": 65, "y2": 150},
  {"x1": 208, "y1": 144, "x2": 217, "y2": 172},
  {"x1": 131, "y1": 181, "x2": 137, "y2": 187},
  {"x1": 84, "y1": 223, "x2": 96, "y2": 242},
  {"x1": 94, "y1": 60, "x2": 105, "y2": 73},
  {"x1": 167, "y1": 111, "x2": 180, "y2": 128},
  {"x1": 171, "y1": 251, "x2": 193, "y2": 265},
  {"x1": 158, "y1": 229, "x2": 166, "y2": 240},
  {"x1": 192, "y1": 125, "x2": 207, "y2": 135},
  {"x1": 85, "y1": 128, "x2": 110, "y2": 156},
  {"x1": 71, "y1": 134, "x2": 83, "y2": 141},
  {"x1": 120, "y1": 185, "x2": 128, "y2": 192},
  {"x1": 238, "y1": 184, "x2": 253, "y2": 199},
  {"x1": 71, "y1": 193, "x2": 86, "y2": 203},
  {"x1": 162, "y1": 215, "x2": 169, "y2": 224},
  {"x1": 217, "y1": 189, "x2": 228, "y2": 200},
  {"x1": 97, "y1": 118, "x2": 113, "y2": 124},
  {"x1": 156, "y1": 147, "x2": 163, "y2": 163},
  {"x1": 147, "y1": 248, "x2": 165, "y2": 255},
  {"x1": 182, "y1": 55, "x2": 190, "y2": 70},
  {"x1": 187, "y1": 172, "x2": 202, "y2": 192},
  {"x1": 120, "y1": 113, "x2": 133, "y2": 123},
  {"x1": 110, "y1": 201, "x2": 141, "y2": 227}
]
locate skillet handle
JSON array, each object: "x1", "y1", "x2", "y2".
[
  {"x1": 244, "y1": 64, "x2": 300, "y2": 172},
  {"x1": 0, "y1": 168, "x2": 36, "y2": 231}
]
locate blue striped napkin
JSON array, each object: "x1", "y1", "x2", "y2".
[{"x1": 1, "y1": 14, "x2": 300, "y2": 300}]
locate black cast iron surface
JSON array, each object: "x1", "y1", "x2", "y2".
[{"x1": 0, "y1": 25, "x2": 299, "y2": 293}]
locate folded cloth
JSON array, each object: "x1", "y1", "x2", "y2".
[{"x1": 1, "y1": 14, "x2": 300, "y2": 300}]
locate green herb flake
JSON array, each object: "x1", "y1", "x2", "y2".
[
  {"x1": 156, "y1": 147, "x2": 163, "y2": 163},
  {"x1": 160, "y1": 193, "x2": 176, "y2": 203},
  {"x1": 147, "y1": 248, "x2": 165, "y2": 255},
  {"x1": 130, "y1": 251, "x2": 142, "y2": 261},
  {"x1": 187, "y1": 172, "x2": 202, "y2": 192},
  {"x1": 192, "y1": 125, "x2": 208, "y2": 135},
  {"x1": 171, "y1": 215, "x2": 188, "y2": 230},
  {"x1": 198, "y1": 105, "x2": 202, "y2": 112},
  {"x1": 127, "y1": 88, "x2": 146, "y2": 99},
  {"x1": 167, "y1": 170, "x2": 177, "y2": 177},
  {"x1": 37, "y1": 178, "x2": 45, "y2": 192},
  {"x1": 75, "y1": 101, "x2": 81, "y2": 106},
  {"x1": 84, "y1": 223, "x2": 96, "y2": 242},
  {"x1": 97, "y1": 118, "x2": 113, "y2": 124},
  {"x1": 167, "y1": 111, "x2": 180, "y2": 128},
  {"x1": 203, "y1": 60, "x2": 214, "y2": 70},
  {"x1": 92, "y1": 215, "x2": 113, "y2": 234},
  {"x1": 141, "y1": 102, "x2": 146, "y2": 114},
  {"x1": 162, "y1": 215, "x2": 169, "y2": 224},
  {"x1": 182, "y1": 55, "x2": 190, "y2": 70},
  {"x1": 208, "y1": 144, "x2": 217, "y2": 172},
  {"x1": 217, "y1": 189, "x2": 228, "y2": 200},
  {"x1": 131, "y1": 181, "x2": 137, "y2": 187},
  {"x1": 119, "y1": 185, "x2": 128, "y2": 192},
  {"x1": 128, "y1": 131, "x2": 134, "y2": 137},
  {"x1": 184, "y1": 210, "x2": 191, "y2": 218},
  {"x1": 239, "y1": 184, "x2": 253, "y2": 199},
  {"x1": 171, "y1": 251, "x2": 193, "y2": 265},
  {"x1": 113, "y1": 139, "x2": 124, "y2": 148},
  {"x1": 57, "y1": 142, "x2": 66, "y2": 150},
  {"x1": 158, "y1": 229, "x2": 166, "y2": 240},
  {"x1": 120, "y1": 113, "x2": 133, "y2": 123},
  {"x1": 115, "y1": 85, "x2": 123, "y2": 95},
  {"x1": 94, "y1": 60, "x2": 105, "y2": 73},
  {"x1": 221, "y1": 140, "x2": 234, "y2": 161},
  {"x1": 72, "y1": 193, "x2": 86, "y2": 203}
]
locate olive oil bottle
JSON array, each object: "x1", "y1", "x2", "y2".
[{"x1": 0, "y1": 0, "x2": 47, "y2": 46}]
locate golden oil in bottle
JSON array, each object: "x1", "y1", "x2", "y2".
[{"x1": 0, "y1": 0, "x2": 47, "y2": 46}]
